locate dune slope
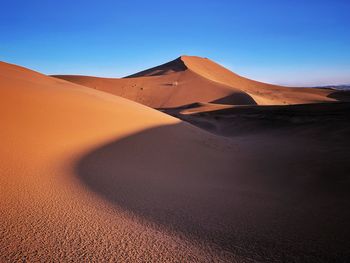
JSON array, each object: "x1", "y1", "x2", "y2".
[
  {"x1": 54, "y1": 56, "x2": 339, "y2": 108},
  {"x1": 0, "y1": 61, "x2": 234, "y2": 262},
  {"x1": 181, "y1": 56, "x2": 336, "y2": 105},
  {"x1": 55, "y1": 69, "x2": 256, "y2": 108}
]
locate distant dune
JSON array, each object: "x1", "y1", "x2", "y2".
[
  {"x1": 1, "y1": 59, "x2": 350, "y2": 262},
  {"x1": 54, "y1": 56, "x2": 343, "y2": 108}
]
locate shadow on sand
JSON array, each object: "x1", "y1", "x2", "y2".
[
  {"x1": 210, "y1": 93, "x2": 257, "y2": 105},
  {"x1": 75, "y1": 123, "x2": 350, "y2": 262}
]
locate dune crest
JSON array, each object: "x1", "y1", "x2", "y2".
[{"x1": 54, "y1": 55, "x2": 341, "y2": 108}]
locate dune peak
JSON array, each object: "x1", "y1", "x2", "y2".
[
  {"x1": 125, "y1": 57, "x2": 188, "y2": 78},
  {"x1": 124, "y1": 55, "x2": 219, "y2": 78}
]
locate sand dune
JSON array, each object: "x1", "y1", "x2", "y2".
[
  {"x1": 181, "y1": 56, "x2": 337, "y2": 105},
  {"x1": 1, "y1": 60, "x2": 350, "y2": 262},
  {"x1": 0, "y1": 61, "x2": 222, "y2": 262},
  {"x1": 54, "y1": 56, "x2": 341, "y2": 108},
  {"x1": 54, "y1": 57, "x2": 257, "y2": 108},
  {"x1": 55, "y1": 71, "x2": 255, "y2": 108}
]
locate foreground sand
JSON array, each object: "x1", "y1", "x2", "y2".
[{"x1": 1, "y1": 60, "x2": 350, "y2": 262}]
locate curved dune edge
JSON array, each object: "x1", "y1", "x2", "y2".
[
  {"x1": 54, "y1": 55, "x2": 338, "y2": 108},
  {"x1": 0, "y1": 61, "x2": 240, "y2": 262},
  {"x1": 75, "y1": 121, "x2": 350, "y2": 262},
  {"x1": 180, "y1": 56, "x2": 336, "y2": 104}
]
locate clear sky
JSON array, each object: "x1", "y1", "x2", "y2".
[{"x1": 1, "y1": 0, "x2": 349, "y2": 86}]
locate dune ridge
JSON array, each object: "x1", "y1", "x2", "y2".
[{"x1": 54, "y1": 56, "x2": 339, "y2": 108}]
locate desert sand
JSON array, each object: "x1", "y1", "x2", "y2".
[
  {"x1": 1, "y1": 57, "x2": 350, "y2": 262},
  {"x1": 54, "y1": 56, "x2": 344, "y2": 108}
]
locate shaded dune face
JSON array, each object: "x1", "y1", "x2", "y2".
[
  {"x1": 327, "y1": 89, "x2": 350, "y2": 101},
  {"x1": 76, "y1": 123, "x2": 350, "y2": 262},
  {"x1": 162, "y1": 102, "x2": 350, "y2": 136},
  {"x1": 125, "y1": 57, "x2": 188, "y2": 77},
  {"x1": 54, "y1": 55, "x2": 343, "y2": 108}
]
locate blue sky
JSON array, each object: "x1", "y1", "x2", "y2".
[{"x1": 1, "y1": 0, "x2": 349, "y2": 86}]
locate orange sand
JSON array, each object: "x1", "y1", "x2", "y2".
[{"x1": 55, "y1": 56, "x2": 340, "y2": 108}]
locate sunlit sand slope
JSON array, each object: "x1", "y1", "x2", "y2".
[
  {"x1": 0, "y1": 61, "x2": 232, "y2": 262},
  {"x1": 55, "y1": 56, "x2": 339, "y2": 107}
]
